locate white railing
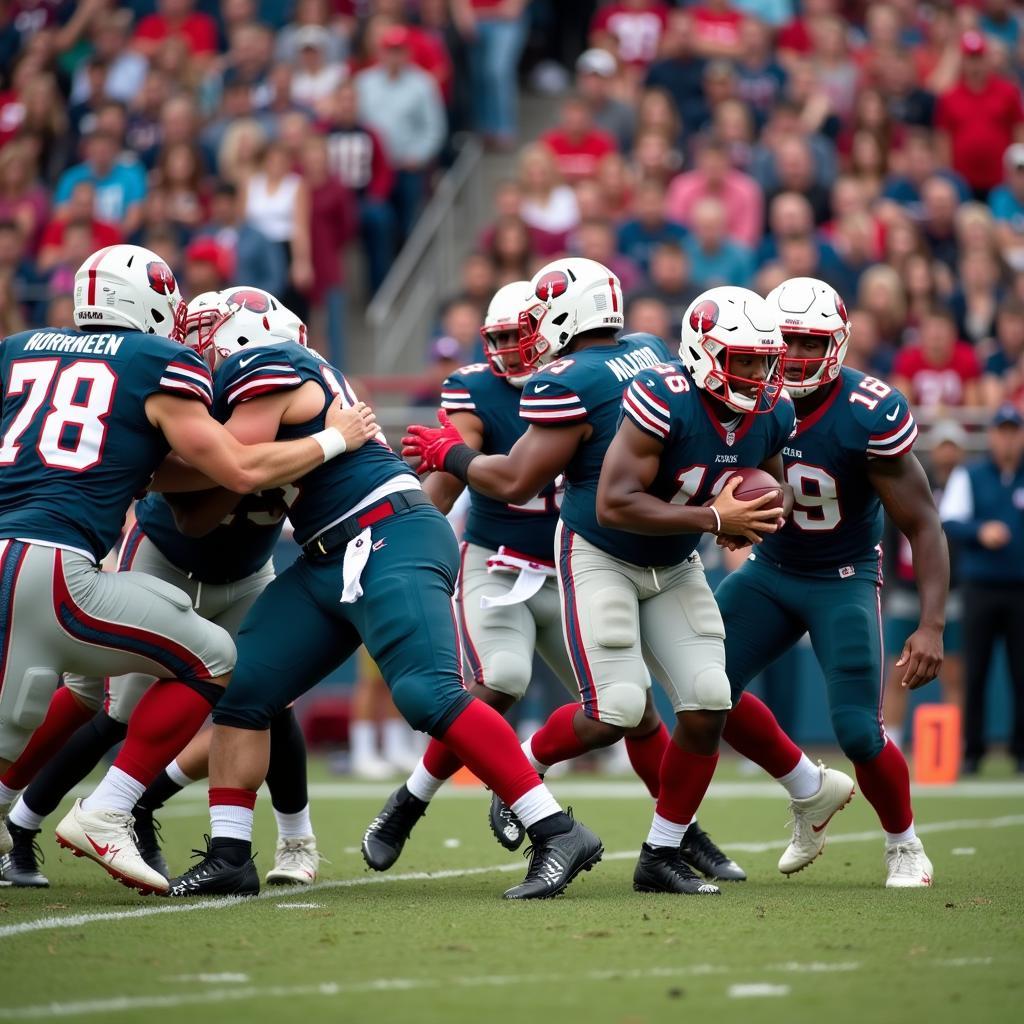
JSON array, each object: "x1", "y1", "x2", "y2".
[{"x1": 365, "y1": 137, "x2": 485, "y2": 375}]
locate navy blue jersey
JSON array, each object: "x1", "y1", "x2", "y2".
[
  {"x1": 519, "y1": 332, "x2": 672, "y2": 565},
  {"x1": 621, "y1": 362, "x2": 795, "y2": 565},
  {"x1": 756, "y1": 368, "x2": 918, "y2": 580},
  {"x1": 442, "y1": 363, "x2": 560, "y2": 562},
  {"x1": 0, "y1": 326, "x2": 213, "y2": 561},
  {"x1": 214, "y1": 343, "x2": 414, "y2": 546}
]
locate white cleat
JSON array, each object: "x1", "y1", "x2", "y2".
[
  {"x1": 885, "y1": 838, "x2": 934, "y2": 888},
  {"x1": 350, "y1": 754, "x2": 396, "y2": 781},
  {"x1": 265, "y1": 835, "x2": 320, "y2": 886},
  {"x1": 55, "y1": 799, "x2": 168, "y2": 895},
  {"x1": 0, "y1": 803, "x2": 12, "y2": 856},
  {"x1": 778, "y1": 764, "x2": 856, "y2": 875}
]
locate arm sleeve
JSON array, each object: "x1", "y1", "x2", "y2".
[
  {"x1": 621, "y1": 376, "x2": 671, "y2": 441},
  {"x1": 219, "y1": 349, "x2": 304, "y2": 407},
  {"x1": 519, "y1": 374, "x2": 588, "y2": 426}
]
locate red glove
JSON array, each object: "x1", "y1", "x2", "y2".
[{"x1": 402, "y1": 409, "x2": 465, "y2": 475}]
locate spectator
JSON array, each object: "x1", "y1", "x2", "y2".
[
  {"x1": 842, "y1": 306, "x2": 890, "y2": 376},
  {"x1": 276, "y1": 0, "x2": 349, "y2": 65},
  {"x1": 14, "y1": 73, "x2": 73, "y2": 187},
  {"x1": 665, "y1": 138, "x2": 763, "y2": 248},
  {"x1": 892, "y1": 306, "x2": 983, "y2": 410},
  {"x1": 617, "y1": 178, "x2": 687, "y2": 275},
  {"x1": 576, "y1": 48, "x2": 635, "y2": 153},
  {"x1": 541, "y1": 94, "x2": 617, "y2": 183},
  {"x1": 517, "y1": 143, "x2": 580, "y2": 247},
  {"x1": 362, "y1": 11, "x2": 453, "y2": 106},
  {"x1": 155, "y1": 142, "x2": 209, "y2": 234},
  {"x1": 487, "y1": 214, "x2": 534, "y2": 285},
  {"x1": 452, "y1": 0, "x2": 529, "y2": 150},
  {"x1": 630, "y1": 239, "x2": 700, "y2": 330},
  {"x1": 195, "y1": 182, "x2": 286, "y2": 300},
  {"x1": 572, "y1": 217, "x2": 641, "y2": 294},
  {"x1": 242, "y1": 140, "x2": 313, "y2": 318},
  {"x1": 856, "y1": 263, "x2": 908, "y2": 350},
  {"x1": 734, "y1": 17, "x2": 787, "y2": 125},
  {"x1": 989, "y1": 143, "x2": 1024, "y2": 270},
  {"x1": 37, "y1": 182, "x2": 121, "y2": 274},
  {"x1": 0, "y1": 141, "x2": 49, "y2": 256},
  {"x1": 288, "y1": 26, "x2": 347, "y2": 113},
  {"x1": 216, "y1": 118, "x2": 268, "y2": 188},
  {"x1": 301, "y1": 134, "x2": 357, "y2": 367},
  {"x1": 54, "y1": 130, "x2": 147, "y2": 237},
  {"x1": 875, "y1": 45, "x2": 936, "y2": 129},
  {"x1": 0, "y1": 220, "x2": 33, "y2": 332},
  {"x1": 412, "y1": 335, "x2": 466, "y2": 408},
  {"x1": 936, "y1": 31, "x2": 1024, "y2": 199},
  {"x1": 920, "y1": 175, "x2": 962, "y2": 269},
  {"x1": 635, "y1": 87, "x2": 683, "y2": 150},
  {"x1": 624, "y1": 294, "x2": 671, "y2": 339},
  {"x1": 69, "y1": 9, "x2": 148, "y2": 109},
  {"x1": 355, "y1": 25, "x2": 446, "y2": 241},
  {"x1": 749, "y1": 98, "x2": 837, "y2": 193},
  {"x1": 321, "y1": 80, "x2": 396, "y2": 295},
  {"x1": 589, "y1": 0, "x2": 671, "y2": 72},
  {"x1": 765, "y1": 135, "x2": 832, "y2": 224},
  {"x1": 982, "y1": 299, "x2": 1024, "y2": 407},
  {"x1": 939, "y1": 404, "x2": 1024, "y2": 775},
  {"x1": 643, "y1": 15, "x2": 707, "y2": 133},
  {"x1": 882, "y1": 129, "x2": 970, "y2": 218},
  {"x1": 630, "y1": 129, "x2": 680, "y2": 189},
  {"x1": 133, "y1": 0, "x2": 219, "y2": 61},
  {"x1": 711, "y1": 98, "x2": 756, "y2": 170},
  {"x1": 683, "y1": 196, "x2": 753, "y2": 289},
  {"x1": 689, "y1": 0, "x2": 745, "y2": 60},
  {"x1": 809, "y1": 14, "x2": 858, "y2": 121},
  {"x1": 757, "y1": 191, "x2": 815, "y2": 264},
  {"x1": 181, "y1": 236, "x2": 229, "y2": 298},
  {"x1": 950, "y1": 249, "x2": 1003, "y2": 347}
]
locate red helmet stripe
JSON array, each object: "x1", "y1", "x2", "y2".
[
  {"x1": 608, "y1": 277, "x2": 618, "y2": 312},
  {"x1": 85, "y1": 248, "x2": 108, "y2": 305}
]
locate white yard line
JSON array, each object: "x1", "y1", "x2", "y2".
[
  {"x1": 0, "y1": 814, "x2": 1021, "y2": 942},
  {"x1": 0, "y1": 959, "x2": 994, "y2": 1020}
]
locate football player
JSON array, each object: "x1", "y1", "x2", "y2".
[
  {"x1": 403, "y1": 261, "x2": 784, "y2": 891},
  {"x1": 362, "y1": 282, "x2": 581, "y2": 871},
  {"x1": 0, "y1": 245, "x2": 376, "y2": 893},
  {"x1": 164, "y1": 283, "x2": 603, "y2": 900},
  {"x1": 592, "y1": 286, "x2": 794, "y2": 894},
  {"x1": 0, "y1": 289, "x2": 320, "y2": 888},
  {"x1": 713, "y1": 277, "x2": 948, "y2": 887}
]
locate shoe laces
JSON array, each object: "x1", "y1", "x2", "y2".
[
  {"x1": 518, "y1": 807, "x2": 575, "y2": 885},
  {"x1": 10, "y1": 832, "x2": 44, "y2": 872},
  {"x1": 134, "y1": 814, "x2": 163, "y2": 856},
  {"x1": 684, "y1": 825, "x2": 730, "y2": 867},
  {"x1": 276, "y1": 837, "x2": 316, "y2": 869},
  {"x1": 370, "y1": 796, "x2": 425, "y2": 846},
  {"x1": 888, "y1": 842, "x2": 917, "y2": 875}
]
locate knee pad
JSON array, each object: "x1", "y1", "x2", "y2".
[
  {"x1": 8, "y1": 668, "x2": 61, "y2": 733},
  {"x1": 831, "y1": 704, "x2": 884, "y2": 762},
  {"x1": 480, "y1": 650, "x2": 533, "y2": 700},
  {"x1": 596, "y1": 682, "x2": 648, "y2": 729},
  {"x1": 589, "y1": 587, "x2": 639, "y2": 649},
  {"x1": 693, "y1": 664, "x2": 732, "y2": 711}
]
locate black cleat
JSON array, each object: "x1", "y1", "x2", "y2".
[
  {"x1": 0, "y1": 821, "x2": 49, "y2": 888},
  {"x1": 132, "y1": 807, "x2": 169, "y2": 880},
  {"x1": 165, "y1": 837, "x2": 259, "y2": 898},
  {"x1": 361, "y1": 785, "x2": 427, "y2": 871},
  {"x1": 503, "y1": 815, "x2": 603, "y2": 900},
  {"x1": 634, "y1": 843, "x2": 722, "y2": 895},
  {"x1": 680, "y1": 821, "x2": 747, "y2": 881},
  {"x1": 488, "y1": 791, "x2": 525, "y2": 852}
]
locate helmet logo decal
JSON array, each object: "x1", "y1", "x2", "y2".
[
  {"x1": 689, "y1": 298, "x2": 719, "y2": 334},
  {"x1": 146, "y1": 261, "x2": 177, "y2": 295},
  {"x1": 534, "y1": 270, "x2": 570, "y2": 302},
  {"x1": 226, "y1": 288, "x2": 272, "y2": 313}
]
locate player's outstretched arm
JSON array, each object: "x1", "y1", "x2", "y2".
[
  {"x1": 146, "y1": 393, "x2": 377, "y2": 494},
  {"x1": 597, "y1": 418, "x2": 785, "y2": 540},
  {"x1": 869, "y1": 452, "x2": 949, "y2": 690},
  {"x1": 422, "y1": 411, "x2": 483, "y2": 513},
  {"x1": 404, "y1": 410, "x2": 584, "y2": 506}
]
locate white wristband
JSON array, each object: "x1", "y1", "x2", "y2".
[
  {"x1": 312, "y1": 427, "x2": 347, "y2": 462},
  {"x1": 709, "y1": 505, "x2": 722, "y2": 535}
]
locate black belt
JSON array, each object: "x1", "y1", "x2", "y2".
[{"x1": 302, "y1": 490, "x2": 432, "y2": 560}]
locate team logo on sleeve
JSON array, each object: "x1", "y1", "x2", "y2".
[
  {"x1": 689, "y1": 298, "x2": 720, "y2": 334},
  {"x1": 535, "y1": 270, "x2": 570, "y2": 302},
  {"x1": 225, "y1": 289, "x2": 272, "y2": 313},
  {"x1": 146, "y1": 262, "x2": 177, "y2": 295}
]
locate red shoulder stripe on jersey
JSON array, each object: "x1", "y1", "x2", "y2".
[
  {"x1": 159, "y1": 377, "x2": 213, "y2": 405},
  {"x1": 869, "y1": 411, "x2": 913, "y2": 443},
  {"x1": 623, "y1": 388, "x2": 669, "y2": 438},
  {"x1": 869, "y1": 424, "x2": 918, "y2": 458},
  {"x1": 631, "y1": 380, "x2": 670, "y2": 417},
  {"x1": 520, "y1": 393, "x2": 584, "y2": 405},
  {"x1": 520, "y1": 406, "x2": 588, "y2": 422},
  {"x1": 226, "y1": 374, "x2": 303, "y2": 404}
]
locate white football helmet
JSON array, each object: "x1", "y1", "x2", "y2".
[
  {"x1": 481, "y1": 280, "x2": 533, "y2": 387},
  {"x1": 73, "y1": 244, "x2": 184, "y2": 339},
  {"x1": 517, "y1": 257, "x2": 624, "y2": 373},
  {"x1": 679, "y1": 286, "x2": 786, "y2": 414},
  {"x1": 766, "y1": 276, "x2": 851, "y2": 397},
  {"x1": 185, "y1": 286, "x2": 306, "y2": 369}
]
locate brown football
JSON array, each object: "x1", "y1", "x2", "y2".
[{"x1": 726, "y1": 467, "x2": 782, "y2": 504}]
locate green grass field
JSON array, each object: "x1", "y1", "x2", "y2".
[{"x1": 2, "y1": 756, "x2": 1022, "y2": 1024}]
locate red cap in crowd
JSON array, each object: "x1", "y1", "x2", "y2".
[{"x1": 960, "y1": 31, "x2": 987, "y2": 56}]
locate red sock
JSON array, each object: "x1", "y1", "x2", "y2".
[
  {"x1": 440, "y1": 699, "x2": 540, "y2": 807},
  {"x1": 722, "y1": 692, "x2": 803, "y2": 778},
  {"x1": 1, "y1": 686, "x2": 94, "y2": 791},
  {"x1": 625, "y1": 722, "x2": 670, "y2": 797},
  {"x1": 112, "y1": 681, "x2": 217, "y2": 786},
  {"x1": 422, "y1": 737, "x2": 463, "y2": 781},
  {"x1": 854, "y1": 740, "x2": 913, "y2": 835},
  {"x1": 530, "y1": 703, "x2": 591, "y2": 768},
  {"x1": 654, "y1": 741, "x2": 719, "y2": 825}
]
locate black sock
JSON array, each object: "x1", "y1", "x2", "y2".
[
  {"x1": 526, "y1": 811, "x2": 573, "y2": 843},
  {"x1": 135, "y1": 769, "x2": 183, "y2": 814},
  {"x1": 265, "y1": 707, "x2": 309, "y2": 815},
  {"x1": 210, "y1": 836, "x2": 252, "y2": 865},
  {"x1": 22, "y1": 711, "x2": 127, "y2": 818}
]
